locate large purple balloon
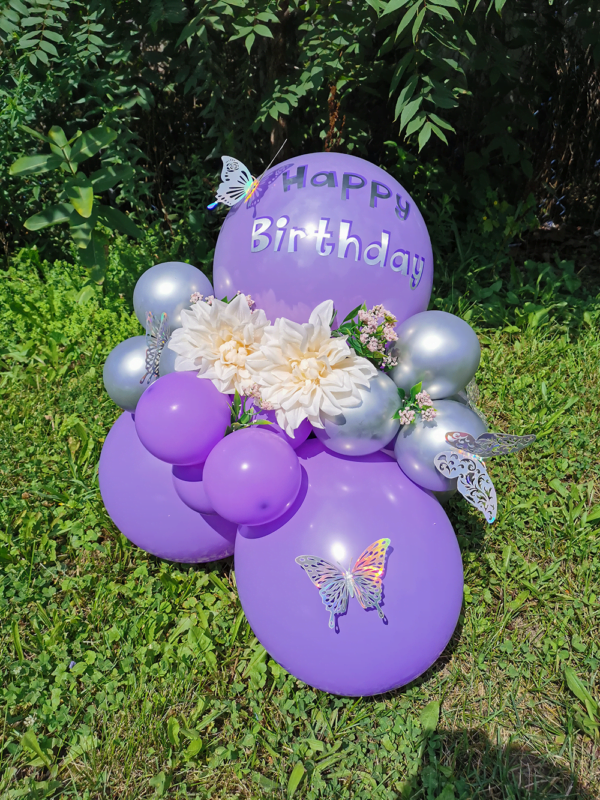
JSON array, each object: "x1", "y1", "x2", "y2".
[
  {"x1": 99, "y1": 412, "x2": 236, "y2": 562},
  {"x1": 255, "y1": 408, "x2": 311, "y2": 450},
  {"x1": 135, "y1": 372, "x2": 231, "y2": 465},
  {"x1": 172, "y1": 463, "x2": 216, "y2": 515},
  {"x1": 203, "y1": 427, "x2": 302, "y2": 526},
  {"x1": 213, "y1": 152, "x2": 432, "y2": 325},
  {"x1": 235, "y1": 440, "x2": 463, "y2": 696}
]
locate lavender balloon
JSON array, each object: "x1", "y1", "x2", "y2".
[
  {"x1": 203, "y1": 427, "x2": 302, "y2": 526},
  {"x1": 172, "y1": 463, "x2": 216, "y2": 515},
  {"x1": 235, "y1": 440, "x2": 463, "y2": 696},
  {"x1": 135, "y1": 372, "x2": 230, "y2": 465},
  {"x1": 99, "y1": 412, "x2": 236, "y2": 563},
  {"x1": 213, "y1": 152, "x2": 432, "y2": 325},
  {"x1": 255, "y1": 408, "x2": 311, "y2": 450}
]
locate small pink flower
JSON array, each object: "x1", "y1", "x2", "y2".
[
  {"x1": 358, "y1": 309, "x2": 369, "y2": 322},
  {"x1": 399, "y1": 409, "x2": 416, "y2": 425},
  {"x1": 421, "y1": 407, "x2": 437, "y2": 421},
  {"x1": 367, "y1": 339, "x2": 380, "y2": 352},
  {"x1": 190, "y1": 292, "x2": 203, "y2": 304},
  {"x1": 383, "y1": 326, "x2": 398, "y2": 342},
  {"x1": 360, "y1": 332, "x2": 369, "y2": 344},
  {"x1": 415, "y1": 391, "x2": 433, "y2": 409},
  {"x1": 204, "y1": 295, "x2": 214, "y2": 306}
]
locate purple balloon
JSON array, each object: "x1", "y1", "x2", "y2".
[
  {"x1": 255, "y1": 408, "x2": 311, "y2": 450},
  {"x1": 203, "y1": 427, "x2": 302, "y2": 526},
  {"x1": 213, "y1": 152, "x2": 432, "y2": 325},
  {"x1": 172, "y1": 463, "x2": 216, "y2": 515},
  {"x1": 99, "y1": 412, "x2": 236, "y2": 563},
  {"x1": 135, "y1": 372, "x2": 230, "y2": 465},
  {"x1": 235, "y1": 440, "x2": 463, "y2": 696}
]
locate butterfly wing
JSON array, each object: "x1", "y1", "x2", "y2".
[
  {"x1": 295, "y1": 556, "x2": 349, "y2": 628},
  {"x1": 473, "y1": 432, "x2": 536, "y2": 458},
  {"x1": 434, "y1": 450, "x2": 497, "y2": 523},
  {"x1": 140, "y1": 311, "x2": 169, "y2": 384},
  {"x1": 445, "y1": 431, "x2": 477, "y2": 452},
  {"x1": 246, "y1": 164, "x2": 293, "y2": 214},
  {"x1": 349, "y1": 538, "x2": 391, "y2": 618},
  {"x1": 209, "y1": 156, "x2": 256, "y2": 208}
]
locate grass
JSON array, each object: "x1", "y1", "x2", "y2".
[{"x1": 1, "y1": 240, "x2": 600, "y2": 799}]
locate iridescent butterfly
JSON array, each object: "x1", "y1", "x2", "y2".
[
  {"x1": 140, "y1": 311, "x2": 169, "y2": 385},
  {"x1": 295, "y1": 538, "x2": 391, "y2": 629},
  {"x1": 207, "y1": 141, "x2": 288, "y2": 210},
  {"x1": 207, "y1": 157, "x2": 259, "y2": 210},
  {"x1": 434, "y1": 430, "x2": 536, "y2": 523}
]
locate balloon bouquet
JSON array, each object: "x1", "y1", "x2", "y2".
[{"x1": 100, "y1": 152, "x2": 533, "y2": 696}]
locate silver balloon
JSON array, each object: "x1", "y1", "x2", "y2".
[
  {"x1": 158, "y1": 337, "x2": 179, "y2": 376},
  {"x1": 103, "y1": 336, "x2": 148, "y2": 412},
  {"x1": 394, "y1": 399, "x2": 487, "y2": 492},
  {"x1": 314, "y1": 372, "x2": 401, "y2": 456},
  {"x1": 133, "y1": 261, "x2": 213, "y2": 330},
  {"x1": 389, "y1": 311, "x2": 481, "y2": 399}
]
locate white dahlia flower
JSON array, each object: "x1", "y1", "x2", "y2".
[
  {"x1": 168, "y1": 293, "x2": 270, "y2": 395},
  {"x1": 246, "y1": 300, "x2": 377, "y2": 436}
]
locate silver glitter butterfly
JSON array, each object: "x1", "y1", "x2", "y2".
[
  {"x1": 140, "y1": 311, "x2": 169, "y2": 385},
  {"x1": 445, "y1": 430, "x2": 536, "y2": 459},
  {"x1": 434, "y1": 450, "x2": 497, "y2": 523},
  {"x1": 434, "y1": 430, "x2": 535, "y2": 523},
  {"x1": 295, "y1": 538, "x2": 391, "y2": 629}
]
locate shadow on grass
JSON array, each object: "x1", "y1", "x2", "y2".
[{"x1": 409, "y1": 726, "x2": 593, "y2": 799}]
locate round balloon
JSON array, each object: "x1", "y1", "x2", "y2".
[
  {"x1": 394, "y1": 399, "x2": 487, "y2": 492},
  {"x1": 158, "y1": 337, "x2": 179, "y2": 376},
  {"x1": 254, "y1": 408, "x2": 311, "y2": 451},
  {"x1": 135, "y1": 372, "x2": 231, "y2": 465},
  {"x1": 314, "y1": 372, "x2": 400, "y2": 456},
  {"x1": 133, "y1": 262, "x2": 213, "y2": 329},
  {"x1": 203, "y1": 427, "x2": 302, "y2": 526},
  {"x1": 99, "y1": 412, "x2": 236, "y2": 562},
  {"x1": 389, "y1": 311, "x2": 480, "y2": 399},
  {"x1": 172, "y1": 463, "x2": 216, "y2": 515},
  {"x1": 103, "y1": 335, "x2": 149, "y2": 412},
  {"x1": 213, "y1": 152, "x2": 432, "y2": 326},
  {"x1": 235, "y1": 440, "x2": 463, "y2": 696}
]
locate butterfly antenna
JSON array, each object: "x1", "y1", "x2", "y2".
[{"x1": 257, "y1": 139, "x2": 288, "y2": 181}]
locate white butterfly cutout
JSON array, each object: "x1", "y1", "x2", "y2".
[
  {"x1": 295, "y1": 538, "x2": 391, "y2": 629},
  {"x1": 434, "y1": 430, "x2": 536, "y2": 523},
  {"x1": 207, "y1": 156, "x2": 259, "y2": 210},
  {"x1": 140, "y1": 311, "x2": 169, "y2": 385}
]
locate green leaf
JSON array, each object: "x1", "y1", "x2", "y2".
[
  {"x1": 78, "y1": 231, "x2": 108, "y2": 284},
  {"x1": 243, "y1": 643, "x2": 267, "y2": 678},
  {"x1": 21, "y1": 730, "x2": 51, "y2": 767},
  {"x1": 395, "y1": 3, "x2": 419, "y2": 39},
  {"x1": 399, "y1": 97, "x2": 422, "y2": 131},
  {"x1": 585, "y1": 505, "x2": 600, "y2": 523},
  {"x1": 565, "y1": 667, "x2": 598, "y2": 719},
  {"x1": 419, "y1": 700, "x2": 440, "y2": 735},
  {"x1": 381, "y1": 0, "x2": 411, "y2": 16},
  {"x1": 245, "y1": 32, "x2": 255, "y2": 53},
  {"x1": 90, "y1": 165, "x2": 134, "y2": 192},
  {"x1": 24, "y1": 202, "x2": 74, "y2": 231},
  {"x1": 10, "y1": 153, "x2": 63, "y2": 176},
  {"x1": 343, "y1": 304, "x2": 364, "y2": 323},
  {"x1": 69, "y1": 126, "x2": 117, "y2": 163},
  {"x1": 411, "y1": 6, "x2": 426, "y2": 39},
  {"x1": 287, "y1": 763, "x2": 306, "y2": 798},
  {"x1": 394, "y1": 74, "x2": 419, "y2": 120},
  {"x1": 12, "y1": 620, "x2": 24, "y2": 661},
  {"x1": 96, "y1": 206, "x2": 143, "y2": 239},
  {"x1": 167, "y1": 716, "x2": 180, "y2": 747},
  {"x1": 66, "y1": 181, "x2": 94, "y2": 218},
  {"x1": 397, "y1": 387, "x2": 406, "y2": 400},
  {"x1": 254, "y1": 23, "x2": 273, "y2": 38},
  {"x1": 409, "y1": 382, "x2": 422, "y2": 401},
  {"x1": 69, "y1": 208, "x2": 97, "y2": 249},
  {"x1": 418, "y1": 122, "x2": 433, "y2": 150},
  {"x1": 19, "y1": 124, "x2": 49, "y2": 143},
  {"x1": 184, "y1": 738, "x2": 203, "y2": 760}
]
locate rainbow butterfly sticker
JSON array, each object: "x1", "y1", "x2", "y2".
[
  {"x1": 295, "y1": 538, "x2": 391, "y2": 629},
  {"x1": 207, "y1": 157, "x2": 259, "y2": 210}
]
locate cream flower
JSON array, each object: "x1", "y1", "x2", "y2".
[
  {"x1": 168, "y1": 293, "x2": 269, "y2": 394},
  {"x1": 246, "y1": 300, "x2": 378, "y2": 436}
]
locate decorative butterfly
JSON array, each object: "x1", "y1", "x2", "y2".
[
  {"x1": 433, "y1": 430, "x2": 536, "y2": 523},
  {"x1": 207, "y1": 141, "x2": 289, "y2": 211},
  {"x1": 295, "y1": 538, "x2": 391, "y2": 629},
  {"x1": 246, "y1": 163, "x2": 293, "y2": 217},
  {"x1": 140, "y1": 311, "x2": 169, "y2": 385},
  {"x1": 207, "y1": 157, "x2": 260, "y2": 210}
]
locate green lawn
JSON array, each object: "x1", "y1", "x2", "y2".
[{"x1": 1, "y1": 247, "x2": 599, "y2": 799}]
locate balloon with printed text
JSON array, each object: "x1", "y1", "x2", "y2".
[{"x1": 213, "y1": 152, "x2": 433, "y2": 325}]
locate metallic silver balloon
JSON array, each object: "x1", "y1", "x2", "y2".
[
  {"x1": 394, "y1": 399, "x2": 487, "y2": 492},
  {"x1": 103, "y1": 336, "x2": 148, "y2": 412},
  {"x1": 389, "y1": 310, "x2": 481, "y2": 399},
  {"x1": 133, "y1": 262, "x2": 213, "y2": 330},
  {"x1": 158, "y1": 337, "x2": 179, "y2": 376},
  {"x1": 314, "y1": 372, "x2": 401, "y2": 456}
]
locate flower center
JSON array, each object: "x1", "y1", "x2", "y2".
[{"x1": 219, "y1": 339, "x2": 249, "y2": 368}]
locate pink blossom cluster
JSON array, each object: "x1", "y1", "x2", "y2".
[
  {"x1": 398, "y1": 408, "x2": 416, "y2": 425},
  {"x1": 357, "y1": 304, "x2": 399, "y2": 370},
  {"x1": 190, "y1": 292, "x2": 214, "y2": 305},
  {"x1": 236, "y1": 291, "x2": 255, "y2": 308},
  {"x1": 246, "y1": 383, "x2": 274, "y2": 411}
]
